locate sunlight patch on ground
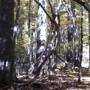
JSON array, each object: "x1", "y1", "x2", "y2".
[{"x1": 81, "y1": 77, "x2": 90, "y2": 82}]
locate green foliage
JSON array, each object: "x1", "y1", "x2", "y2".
[
  {"x1": 14, "y1": 0, "x2": 38, "y2": 59},
  {"x1": 14, "y1": 0, "x2": 89, "y2": 62},
  {"x1": 15, "y1": 28, "x2": 28, "y2": 58}
]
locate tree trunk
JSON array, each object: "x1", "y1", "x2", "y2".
[
  {"x1": 33, "y1": 0, "x2": 47, "y2": 76},
  {"x1": 0, "y1": 0, "x2": 14, "y2": 88},
  {"x1": 78, "y1": 7, "x2": 83, "y2": 83},
  {"x1": 88, "y1": 12, "x2": 90, "y2": 69},
  {"x1": 66, "y1": 1, "x2": 74, "y2": 64}
]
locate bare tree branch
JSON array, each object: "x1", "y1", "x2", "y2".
[
  {"x1": 73, "y1": 0, "x2": 90, "y2": 12},
  {"x1": 54, "y1": 51, "x2": 68, "y2": 64},
  {"x1": 47, "y1": 0, "x2": 55, "y2": 20},
  {"x1": 34, "y1": 0, "x2": 54, "y2": 23}
]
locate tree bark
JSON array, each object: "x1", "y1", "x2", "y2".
[
  {"x1": 78, "y1": 7, "x2": 83, "y2": 83},
  {"x1": 89, "y1": 12, "x2": 90, "y2": 69},
  {"x1": 33, "y1": 0, "x2": 47, "y2": 75},
  {"x1": 0, "y1": 0, "x2": 14, "y2": 88}
]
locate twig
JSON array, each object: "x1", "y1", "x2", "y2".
[
  {"x1": 34, "y1": 0, "x2": 55, "y2": 23},
  {"x1": 47, "y1": 0, "x2": 54, "y2": 20},
  {"x1": 73, "y1": 0, "x2": 90, "y2": 12}
]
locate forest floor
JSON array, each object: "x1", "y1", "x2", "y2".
[
  {"x1": 12, "y1": 68, "x2": 90, "y2": 90},
  {"x1": 1, "y1": 69, "x2": 90, "y2": 90}
]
